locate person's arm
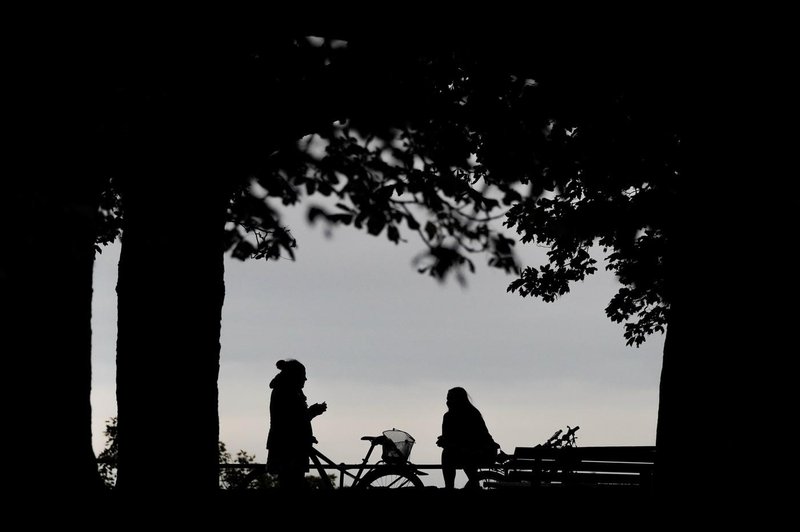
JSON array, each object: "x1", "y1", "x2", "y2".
[
  {"x1": 476, "y1": 413, "x2": 499, "y2": 448},
  {"x1": 307, "y1": 401, "x2": 327, "y2": 419},
  {"x1": 437, "y1": 413, "x2": 451, "y2": 447}
]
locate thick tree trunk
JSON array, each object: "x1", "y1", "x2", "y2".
[
  {"x1": 656, "y1": 174, "x2": 792, "y2": 517},
  {"x1": 115, "y1": 172, "x2": 227, "y2": 493},
  {"x1": 656, "y1": 196, "x2": 740, "y2": 504},
  {"x1": 4, "y1": 180, "x2": 104, "y2": 494},
  {"x1": 655, "y1": 56, "x2": 794, "y2": 512},
  {"x1": 5, "y1": 44, "x2": 107, "y2": 493}
]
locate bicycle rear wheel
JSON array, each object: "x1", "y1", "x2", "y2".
[
  {"x1": 470, "y1": 469, "x2": 506, "y2": 489},
  {"x1": 355, "y1": 466, "x2": 424, "y2": 489}
]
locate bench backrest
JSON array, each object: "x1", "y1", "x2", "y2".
[{"x1": 509, "y1": 445, "x2": 656, "y2": 488}]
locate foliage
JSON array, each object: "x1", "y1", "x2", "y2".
[
  {"x1": 306, "y1": 473, "x2": 339, "y2": 489},
  {"x1": 93, "y1": 34, "x2": 682, "y2": 345},
  {"x1": 97, "y1": 417, "x2": 332, "y2": 490},
  {"x1": 501, "y1": 74, "x2": 681, "y2": 346},
  {"x1": 239, "y1": 36, "x2": 680, "y2": 344},
  {"x1": 218, "y1": 441, "x2": 336, "y2": 489},
  {"x1": 217, "y1": 441, "x2": 277, "y2": 490},
  {"x1": 94, "y1": 177, "x2": 124, "y2": 254},
  {"x1": 230, "y1": 38, "x2": 530, "y2": 287},
  {"x1": 98, "y1": 417, "x2": 266, "y2": 489},
  {"x1": 97, "y1": 418, "x2": 119, "y2": 489}
]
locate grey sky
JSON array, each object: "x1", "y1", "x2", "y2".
[{"x1": 90, "y1": 203, "x2": 664, "y2": 487}]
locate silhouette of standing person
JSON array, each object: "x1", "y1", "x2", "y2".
[
  {"x1": 266, "y1": 359, "x2": 327, "y2": 490},
  {"x1": 437, "y1": 387, "x2": 499, "y2": 489}
]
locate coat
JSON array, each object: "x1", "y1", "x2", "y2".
[
  {"x1": 266, "y1": 384, "x2": 314, "y2": 474},
  {"x1": 439, "y1": 407, "x2": 499, "y2": 467}
]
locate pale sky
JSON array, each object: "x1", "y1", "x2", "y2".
[{"x1": 90, "y1": 203, "x2": 664, "y2": 487}]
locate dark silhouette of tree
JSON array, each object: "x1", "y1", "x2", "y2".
[
  {"x1": 4, "y1": 178, "x2": 107, "y2": 493},
  {"x1": 97, "y1": 419, "x2": 118, "y2": 489},
  {"x1": 280, "y1": 32, "x2": 797, "y2": 504},
  {"x1": 218, "y1": 443, "x2": 275, "y2": 491},
  {"x1": 457, "y1": 34, "x2": 797, "y2": 504},
  {"x1": 98, "y1": 417, "x2": 309, "y2": 490},
  {"x1": 104, "y1": 35, "x2": 393, "y2": 493},
  {"x1": 105, "y1": 34, "x2": 531, "y2": 493},
  {"x1": 9, "y1": 25, "x2": 792, "y2": 503},
  {"x1": 4, "y1": 34, "x2": 118, "y2": 490}
]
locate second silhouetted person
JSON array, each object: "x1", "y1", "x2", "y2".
[{"x1": 437, "y1": 387, "x2": 499, "y2": 489}]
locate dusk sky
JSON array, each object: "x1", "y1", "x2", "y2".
[{"x1": 90, "y1": 202, "x2": 664, "y2": 487}]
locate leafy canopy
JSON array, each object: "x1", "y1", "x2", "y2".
[{"x1": 96, "y1": 34, "x2": 681, "y2": 346}]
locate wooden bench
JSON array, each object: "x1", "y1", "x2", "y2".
[{"x1": 501, "y1": 445, "x2": 656, "y2": 490}]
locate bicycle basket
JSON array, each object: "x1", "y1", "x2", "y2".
[{"x1": 381, "y1": 429, "x2": 415, "y2": 464}]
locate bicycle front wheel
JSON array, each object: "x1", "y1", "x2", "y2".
[{"x1": 355, "y1": 466, "x2": 424, "y2": 489}]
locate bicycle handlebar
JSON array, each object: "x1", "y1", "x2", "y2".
[
  {"x1": 536, "y1": 425, "x2": 580, "y2": 449},
  {"x1": 361, "y1": 435, "x2": 388, "y2": 444}
]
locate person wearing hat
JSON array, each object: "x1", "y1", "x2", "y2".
[{"x1": 266, "y1": 359, "x2": 327, "y2": 489}]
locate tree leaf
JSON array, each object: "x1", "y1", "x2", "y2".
[
  {"x1": 425, "y1": 221, "x2": 437, "y2": 240},
  {"x1": 387, "y1": 225, "x2": 400, "y2": 243},
  {"x1": 367, "y1": 215, "x2": 386, "y2": 236}
]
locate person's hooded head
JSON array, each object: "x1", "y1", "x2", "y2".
[{"x1": 270, "y1": 359, "x2": 307, "y2": 390}]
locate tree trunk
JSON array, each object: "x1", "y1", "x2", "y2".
[
  {"x1": 5, "y1": 45, "x2": 107, "y2": 492},
  {"x1": 656, "y1": 170, "x2": 791, "y2": 516},
  {"x1": 4, "y1": 180, "x2": 104, "y2": 493},
  {"x1": 655, "y1": 54, "x2": 794, "y2": 512},
  {"x1": 656, "y1": 197, "x2": 739, "y2": 504},
  {"x1": 115, "y1": 171, "x2": 227, "y2": 493}
]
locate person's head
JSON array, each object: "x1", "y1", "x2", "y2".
[
  {"x1": 272, "y1": 359, "x2": 307, "y2": 389},
  {"x1": 446, "y1": 387, "x2": 473, "y2": 411}
]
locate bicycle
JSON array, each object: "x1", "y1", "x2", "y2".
[
  {"x1": 470, "y1": 425, "x2": 581, "y2": 489},
  {"x1": 231, "y1": 428, "x2": 428, "y2": 490},
  {"x1": 542, "y1": 425, "x2": 580, "y2": 450}
]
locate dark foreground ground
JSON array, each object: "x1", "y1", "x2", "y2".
[{"x1": 22, "y1": 486, "x2": 778, "y2": 527}]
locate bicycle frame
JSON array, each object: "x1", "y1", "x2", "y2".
[
  {"x1": 308, "y1": 444, "x2": 377, "y2": 488},
  {"x1": 309, "y1": 435, "x2": 426, "y2": 489}
]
